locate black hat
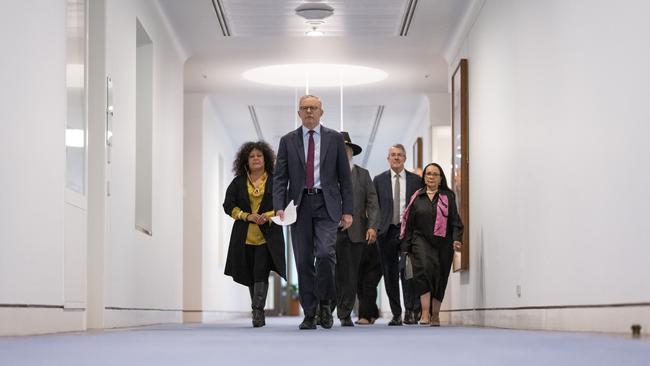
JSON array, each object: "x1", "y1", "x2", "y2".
[{"x1": 341, "y1": 131, "x2": 362, "y2": 156}]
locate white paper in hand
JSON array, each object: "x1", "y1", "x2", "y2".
[{"x1": 271, "y1": 200, "x2": 297, "y2": 226}]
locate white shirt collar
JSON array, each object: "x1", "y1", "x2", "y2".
[
  {"x1": 302, "y1": 124, "x2": 321, "y2": 136},
  {"x1": 391, "y1": 168, "x2": 404, "y2": 178}
]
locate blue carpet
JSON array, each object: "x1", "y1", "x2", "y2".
[{"x1": 1, "y1": 317, "x2": 648, "y2": 365}]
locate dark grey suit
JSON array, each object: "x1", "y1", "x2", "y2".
[
  {"x1": 274, "y1": 125, "x2": 353, "y2": 317},
  {"x1": 335, "y1": 164, "x2": 379, "y2": 319},
  {"x1": 373, "y1": 169, "x2": 422, "y2": 317}
]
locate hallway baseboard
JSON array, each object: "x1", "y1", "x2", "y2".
[
  {"x1": 185, "y1": 310, "x2": 249, "y2": 323},
  {"x1": 444, "y1": 303, "x2": 650, "y2": 334},
  {"x1": 0, "y1": 307, "x2": 86, "y2": 336},
  {"x1": 104, "y1": 308, "x2": 182, "y2": 329}
]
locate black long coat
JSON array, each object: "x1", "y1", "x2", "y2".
[
  {"x1": 401, "y1": 189, "x2": 463, "y2": 300},
  {"x1": 223, "y1": 174, "x2": 287, "y2": 286}
]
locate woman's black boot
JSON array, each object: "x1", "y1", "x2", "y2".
[{"x1": 252, "y1": 282, "x2": 268, "y2": 327}]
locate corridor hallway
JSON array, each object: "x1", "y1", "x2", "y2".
[
  {"x1": 1, "y1": 317, "x2": 649, "y2": 366},
  {"x1": 2, "y1": 0, "x2": 650, "y2": 350}
]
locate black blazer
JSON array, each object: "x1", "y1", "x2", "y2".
[
  {"x1": 373, "y1": 169, "x2": 422, "y2": 236},
  {"x1": 223, "y1": 174, "x2": 287, "y2": 286}
]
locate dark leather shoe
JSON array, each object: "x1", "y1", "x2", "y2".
[
  {"x1": 319, "y1": 305, "x2": 333, "y2": 329},
  {"x1": 403, "y1": 310, "x2": 415, "y2": 325},
  {"x1": 299, "y1": 316, "x2": 317, "y2": 330},
  {"x1": 340, "y1": 316, "x2": 354, "y2": 327},
  {"x1": 388, "y1": 315, "x2": 403, "y2": 326}
]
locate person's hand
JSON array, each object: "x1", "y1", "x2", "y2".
[
  {"x1": 247, "y1": 213, "x2": 267, "y2": 225},
  {"x1": 366, "y1": 228, "x2": 377, "y2": 244},
  {"x1": 277, "y1": 210, "x2": 285, "y2": 221},
  {"x1": 255, "y1": 214, "x2": 268, "y2": 225},
  {"x1": 339, "y1": 214, "x2": 353, "y2": 231},
  {"x1": 453, "y1": 241, "x2": 463, "y2": 251}
]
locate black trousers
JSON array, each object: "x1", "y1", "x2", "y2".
[
  {"x1": 335, "y1": 231, "x2": 365, "y2": 319},
  {"x1": 357, "y1": 242, "x2": 382, "y2": 320},
  {"x1": 244, "y1": 243, "x2": 272, "y2": 283},
  {"x1": 291, "y1": 192, "x2": 338, "y2": 317},
  {"x1": 376, "y1": 224, "x2": 420, "y2": 317}
]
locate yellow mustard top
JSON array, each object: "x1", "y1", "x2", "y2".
[{"x1": 230, "y1": 173, "x2": 274, "y2": 246}]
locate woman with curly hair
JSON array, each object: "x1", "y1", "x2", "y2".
[
  {"x1": 223, "y1": 141, "x2": 286, "y2": 327},
  {"x1": 400, "y1": 162, "x2": 463, "y2": 326}
]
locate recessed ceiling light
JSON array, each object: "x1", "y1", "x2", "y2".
[
  {"x1": 242, "y1": 64, "x2": 388, "y2": 87},
  {"x1": 306, "y1": 27, "x2": 323, "y2": 37}
]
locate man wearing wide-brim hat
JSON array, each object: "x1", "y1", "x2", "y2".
[{"x1": 334, "y1": 132, "x2": 381, "y2": 326}]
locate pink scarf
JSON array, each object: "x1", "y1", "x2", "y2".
[{"x1": 400, "y1": 189, "x2": 449, "y2": 239}]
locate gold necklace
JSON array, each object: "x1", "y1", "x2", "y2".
[{"x1": 247, "y1": 171, "x2": 266, "y2": 197}]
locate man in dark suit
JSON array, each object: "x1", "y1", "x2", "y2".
[
  {"x1": 274, "y1": 95, "x2": 354, "y2": 330},
  {"x1": 334, "y1": 132, "x2": 379, "y2": 327},
  {"x1": 373, "y1": 144, "x2": 422, "y2": 325}
]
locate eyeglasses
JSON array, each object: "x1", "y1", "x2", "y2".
[
  {"x1": 425, "y1": 172, "x2": 441, "y2": 177},
  {"x1": 299, "y1": 106, "x2": 320, "y2": 112}
]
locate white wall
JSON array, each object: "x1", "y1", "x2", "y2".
[
  {"x1": 183, "y1": 94, "x2": 249, "y2": 321},
  {"x1": 445, "y1": 0, "x2": 650, "y2": 333},
  {"x1": 103, "y1": 0, "x2": 185, "y2": 327},
  {"x1": 183, "y1": 93, "x2": 204, "y2": 322},
  {"x1": 202, "y1": 99, "x2": 249, "y2": 317},
  {"x1": 0, "y1": 0, "x2": 65, "y2": 306},
  {"x1": 0, "y1": 0, "x2": 86, "y2": 335}
]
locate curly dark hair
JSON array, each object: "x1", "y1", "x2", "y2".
[{"x1": 232, "y1": 141, "x2": 276, "y2": 177}]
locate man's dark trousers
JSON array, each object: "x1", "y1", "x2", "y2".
[
  {"x1": 292, "y1": 192, "x2": 338, "y2": 317},
  {"x1": 357, "y1": 243, "x2": 382, "y2": 320},
  {"x1": 376, "y1": 224, "x2": 420, "y2": 318},
  {"x1": 335, "y1": 231, "x2": 365, "y2": 319}
]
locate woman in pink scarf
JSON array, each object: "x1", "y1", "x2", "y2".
[{"x1": 400, "y1": 163, "x2": 463, "y2": 326}]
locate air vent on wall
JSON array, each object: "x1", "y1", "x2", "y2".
[
  {"x1": 399, "y1": 0, "x2": 418, "y2": 36},
  {"x1": 211, "y1": 0, "x2": 231, "y2": 36}
]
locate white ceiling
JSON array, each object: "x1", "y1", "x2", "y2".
[
  {"x1": 221, "y1": 0, "x2": 411, "y2": 37},
  {"x1": 158, "y1": 0, "x2": 472, "y2": 175}
]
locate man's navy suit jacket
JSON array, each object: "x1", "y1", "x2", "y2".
[
  {"x1": 273, "y1": 125, "x2": 353, "y2": 222},
  {"x1": 373, "y1": 169, "x2": 421, "y2": 236}
]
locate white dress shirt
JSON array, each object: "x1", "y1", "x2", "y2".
[{"x1": 391, "y1": 169, "x2": 407, "y2": 223}]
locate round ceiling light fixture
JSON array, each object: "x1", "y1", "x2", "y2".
[
  {"x1": 295, "y1": 2, "x2": 334, "y2": 21},
  {"x1": 242, "y1": 63, "x2": 388, "y2": 88}
]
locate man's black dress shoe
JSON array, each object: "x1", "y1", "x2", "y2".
[
  {"x1": 299, "y1": 316, "x2": 317, "y2": 330},
  {"x1": 319, "y1": 305, "x2": 333, "y2": 329},
  {"x1": 340, "y1": 316, "x2": 354, "y2": 327},
  {"x1": 403, "y1": 310, "x2": 415, "y2": 325},
  {"x1": 388, "y1": 315, "x2": 403, "y2": 326}
]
